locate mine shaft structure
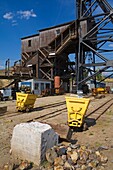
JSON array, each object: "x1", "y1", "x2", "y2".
[
  {"x1": 14, "y1": 0, "x2": 113, "y2": 92},
  {"x1": 1, "y1": 0, "x2": 113, "y2": 92},
  {"x1": 76, "y1": 0, "x2": 113, "y2": 90},
  {"x1": 21, "y1": 21, "x2": 78, "y2": 88}
]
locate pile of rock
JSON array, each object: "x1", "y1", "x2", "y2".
[
  {"x1": 43, "y1": 143, "x2": 108, "y2": 170},
  {"x1": 3, "y1": 143, "x2": 108, "y2": 170}
]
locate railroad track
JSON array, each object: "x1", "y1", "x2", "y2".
[
  {"x1": 0, "y1": 96, "x2": 113, "y2": 125},
  {"x1": 0, "y1": 101, "x2": 66, "y2": 120},
  {"x1": 27, "y1": 96, "x2": 113, "y2": 124},
  {"x1": 27, "y1": 107, "x2": 67, "y2": 123},
  {"x1": 86, "y1": 97, "x2": 113, "y2": 121}
]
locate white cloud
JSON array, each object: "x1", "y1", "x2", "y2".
[
  {"x1": 109, "y1": 44, "x2": 113, "y2": 47},
  {"x1": 12, "y1": 20, "x2": 18, "y2": 26},
  {"x1": 0, "y1": 65, "x2": 5, "y2": 69},
  {"x1": 2, "y1": 9, "x2": 37, "y2": 26},
  {"x1": 3, "y1": 10, "x2": 37, "y2": 21},
  {"x1": 17, "y1": 9, "x2": 37, "y2": 20},
  {"x1": 3, "y1": 12, "x2": 14, "y2": 20}
]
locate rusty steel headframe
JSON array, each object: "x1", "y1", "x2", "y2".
[{"x1": 76, "y1": 0, "x2": 113, "y2": 90}]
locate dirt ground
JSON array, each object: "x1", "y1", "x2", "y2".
[{"x1": 0, "y1": 94, "x2": 113, "y2": 169}]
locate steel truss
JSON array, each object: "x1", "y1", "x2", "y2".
[{"x1": 76, "y1": 0, "x2": 113, "y2": 90}]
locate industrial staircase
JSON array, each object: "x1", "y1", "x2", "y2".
[
  {"x1": 22, "y1": 51, "x2": 38, "y2": 66},
  {"x1": 21, "y1": 21, "x2": 77, "y2": 80},
  {"x1": 38, "y1": 47, "x2": 54, "y2": 80},
  {"x1": 40, "y1": 21, "x2": 77, "y2": 79},
  {"x1": 49, "y1": 21, "x2": 77, "y2": 54},
  {"x1": 22, "y1": 21, "x2": 77, "y2": 65}
]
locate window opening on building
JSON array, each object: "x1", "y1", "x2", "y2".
[
  {"x1": 35, "y1": 83, "x2": 39, "y2": 90},
  {"x1": 28, "y1": 40, "x2": 31, "y2": 47},
  {"x1": 46, "y1": 83, "x2": 50, "y2": 89},
  {"x1": 56, "y1": 29, "x2": 60, "y2": 35},
  {"x1": 41, "y1": 83, "x2": 44, "y2": 91}
]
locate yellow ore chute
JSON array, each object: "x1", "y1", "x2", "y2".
[
  {"x1": 16, "y1": 92, "x2": 37, "y2": 112},
  {"x1": 65, "y1": 96, "x2": 90, "y2": 128}
]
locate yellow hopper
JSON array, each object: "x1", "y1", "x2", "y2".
[
  {"x1": 65, "y1": 96, "x2": 90, "y2": 127},
  {"x1": 16, "y1": 92, "x2": 37, "y2": 112}
]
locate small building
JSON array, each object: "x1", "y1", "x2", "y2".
[
  {"x1": 0, "y1": 87, "x2": 12, "y2": 100},
  {"x1": 18, "y1": 79, "x2": 51, "y2": 95},
  {"x1": 104, "y1": 78, "x2": 113, "y2": 89},
  {"x1": 87, "y1": 80, "x2": 105, "y2": 90}
]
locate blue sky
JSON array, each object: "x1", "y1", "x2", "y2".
[{"x1": 0, "y1": 0, "x2": 75, "y2": 68}]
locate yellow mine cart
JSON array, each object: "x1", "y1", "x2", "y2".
[
  {"x1": 16, "y1": 92, "x2": 37, "y2": 112},
  {"x1": 65, "y1": 96, "x2": 90, "y2": 128},
  {"x1": 92, "y1": 87, "x2": 107, "y2": 96}
]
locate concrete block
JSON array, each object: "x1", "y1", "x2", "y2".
[{"x1": 11, "y1": 122, "x2": 59, "y2": 166}]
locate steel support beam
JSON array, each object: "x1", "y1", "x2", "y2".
[{"x1": 76, "y1": 0, "x2": 113, "y2": 90}]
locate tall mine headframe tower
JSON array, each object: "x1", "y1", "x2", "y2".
[{"x1": 76, "y1": 0, "x2": 113, "y2": 90}]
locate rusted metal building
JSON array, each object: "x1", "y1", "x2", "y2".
[
  {"x1": 21, "y1": 21, "x2": 75, "y2": 80},
  {"x1": 21, "y1": 19, "x2": 94, "y2": 90}
]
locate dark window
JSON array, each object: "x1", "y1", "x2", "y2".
[
  {"x1": 56, "y1": 29, "x2": 60, "y2": 35},
  {"x1": 41, "y1": 83, "x2": 44, "y2": 91},
  {"x1": 34, "y1": 83, "x2": 39, "y2": 90},
  {"x1": 28, "y1": 40, "x2": 31, "y2": 47},
  {"x1": 46, "y1": 83, "x2": 50, "y2": 89}
]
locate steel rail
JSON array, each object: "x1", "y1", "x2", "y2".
[
  {"x1": 86, "y1": 97, "x2": 113, "y2": 120},
  {"x1": 0, "y1": 101, "x2": 66, "y2": 120}
]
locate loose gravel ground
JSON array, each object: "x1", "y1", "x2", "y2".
[{"x1": 0, "y1": 94, "x2": 113, "y2": 169}]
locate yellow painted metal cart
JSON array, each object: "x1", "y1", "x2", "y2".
[
  {"x1": 65, "y1": 96, "x2": 90, "y2": 140},
  {"x1": 65, "y1": 96, "x2": 90, "y2": 128},
  {"x1": 16, "y1": 92, "x2": 37, "y2": 112}
]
